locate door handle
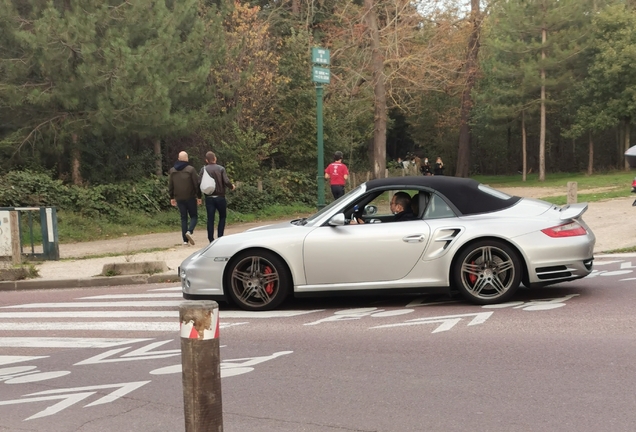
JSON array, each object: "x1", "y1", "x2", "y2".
[{"x1": 402, "y1": 235, "x2": 425, "y2": 243}]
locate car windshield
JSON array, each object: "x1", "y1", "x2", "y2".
[{"x1": 305, "y1": 185, "x2": 363, "y2": 224}]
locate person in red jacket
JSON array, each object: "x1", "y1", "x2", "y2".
[{"x1": 324, "y1": 151, "x2": 349, "y2": 200}]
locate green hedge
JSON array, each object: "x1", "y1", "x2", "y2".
[{"x1": 0, "y1": 169, "x2": 316, "y2": 218}]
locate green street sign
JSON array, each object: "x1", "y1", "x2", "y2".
[
  {"x1": 312, "y1": 47, "x2": 330, "y2": 65},
  {"x1": 312, "y1": 66, "x2": 330, "y2": 84}
]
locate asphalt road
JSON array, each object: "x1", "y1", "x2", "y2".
[{"x1": 0, "y1": 256, "x2": 635, "y2": 432}]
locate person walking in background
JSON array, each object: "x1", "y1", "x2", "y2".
[
  {"x1": 434, "y1": 156, "x2": 445, "y2": 176},
  {"x1": 168, "y1": 151, "x2": 201, "y2": 246},
  {"x1": 200, "y1": 151, "x2": 235, "y2": 243},
  {"x1": 325, "y1": 151, "x2": 349, "y2": 200},
  {"x1": 420, "y1": 157, "x2": 432, "y2": 176}
]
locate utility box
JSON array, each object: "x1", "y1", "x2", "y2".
[
  {"x1": 0, "y1": 210, "x2": 11, "y2": 257},
  {"x1": 0, "y1": 207, "x2": 60, "y2": 261}
]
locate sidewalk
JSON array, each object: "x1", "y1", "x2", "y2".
[{"x1": 0, "y1": 219, "x2": 280, "y2": 291}]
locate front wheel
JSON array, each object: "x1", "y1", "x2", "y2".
[
  {"x1": 452, "y1": 240, "x2": 522, "y2": 305},
  {"x1": 225, "y1": 250, "x2": 291, "y2": 311}
]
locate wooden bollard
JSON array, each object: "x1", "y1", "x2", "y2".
[
  {"x1": 567, "y1": 181, "x2": 577, "y2": 204},
  {"x1": 10, "y1": 211, "x2": 21, "y2": 265},
  {"x1": 180, "y1": 300, "x2": 223, "y2": 431}
]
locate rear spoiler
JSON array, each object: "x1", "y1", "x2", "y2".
[{"x1": 559, "y1": 203, "x2": 588, "y2": 220}]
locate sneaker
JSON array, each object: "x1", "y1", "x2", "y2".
[
  {"x1": 185, "y1": 231, "x2": 195, "y2": 246},
  {"x1": 183, "y1": 242, "x2": 189, "y2": 246}
]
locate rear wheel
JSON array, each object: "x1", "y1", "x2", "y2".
[
  {"x1": 452, "y1": 240, "x2": 522, "y2": 305},
  {"x1": 226, "y1": 250, "x2": 290, "y2": 311}
]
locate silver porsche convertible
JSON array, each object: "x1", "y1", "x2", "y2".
[{"x1": 180, "y1": 176, "x2": 595, "y2": 310}]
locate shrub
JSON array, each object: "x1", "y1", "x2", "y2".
[{"x1": 0, "y1": 171, "x2": 171, "y2": 218}]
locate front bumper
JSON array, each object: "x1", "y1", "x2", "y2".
[{"x1": 179, "y1": 251, "x2": 227, "y2": 298}]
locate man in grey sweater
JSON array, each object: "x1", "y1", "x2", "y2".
[{"x1": 200, "y1": 151, "x2": 235, "y2": 243}]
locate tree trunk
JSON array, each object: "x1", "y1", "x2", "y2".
[
  {"x1": 539, "y1": 26, "x2": 547, "y2": 182},
  {"x1": 618, "y1": 123, "x2": 624, "y2": 169},
  {"x1": 71, "y1": 133, "x2": 82, "y2": 186},
  {"x1": 522, "y1": 110, "x2": 527, "y2": 182},
  {"x1": 587, "y1": 131, "x2": 593, "y2": 176},
  {"x1": 291, "y1": 0, "x2": 300, "y2": 15},
  {"x1": 625, "y1": 117, "x2": 631, "y2": 171},
  {"x1": 364, "y1": 0, "x2": 387, "y2": 179},
  {"x1": 455, "y1": 0, "x2": 481, "y2": 178},
  {"x1": 153, "y1": 139, "x2": 163, "y2": 177}
]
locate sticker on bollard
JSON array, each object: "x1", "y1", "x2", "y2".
[{"x1": 180, "y1": 308, "x2": 219, "y2": 340}]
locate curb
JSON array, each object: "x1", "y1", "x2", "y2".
[{"x1": 0, "y1": 272, "x2": 180, "y2": 292}]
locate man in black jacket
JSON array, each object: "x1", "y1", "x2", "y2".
[{"x1": 168, "y1": 151, "x2": 201, "y2": 246}]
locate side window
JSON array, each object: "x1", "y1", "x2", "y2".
[{"x1": 423, "y1": 194, "x2": 456, "y2": 219}]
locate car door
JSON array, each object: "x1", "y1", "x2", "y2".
[{"x1": 303, "y1": 219, "x2": 432, "y2": 285}]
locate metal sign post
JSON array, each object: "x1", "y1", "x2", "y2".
[{"x1": 312, "y1": 47, "x2": 330, "y2": 209}]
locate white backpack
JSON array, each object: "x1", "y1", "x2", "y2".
[{"x1": 200, "y1": 168, "x2": 216, "y2": 195}]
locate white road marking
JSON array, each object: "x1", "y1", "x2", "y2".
[
  {"x1": 78, "y1": 293, "x2": 183, "y2": 300},
  {"x1": 0, "y1": 381, "x2": 151, "y2": 420},
  {"x1": 0, "y1": 302, "x2": 323, "y2": 318},
  {"x1": 75, "y1": 341, "x2": 180, "y2": 365},
  {"x1": 0, "y1": 356, "x2": 48, "y2": 366},
  {"x1": 0, "y1": 322, "x2": 180, "y2": 332},
  {"x1": 370, "y1": 312, "x2": 493, "y2": 333},
  {"x1": 2, "y1": 301, "x2": 183, "y2": 309},
  {"x1": 592, "y1": 260, "x2": 623, "y2": 266},
  {"x1": 0, "y1": 338, "x2": 152, "y2": 348},
  {"x1": 149, "y1": 351, "x2": 294, "y2": 377},
  {"x1": 0, "y1": 311, "x2": 178, "y2": 318},
  {"x1": 220, "y1": 310, "x2": 324, "y2": 318},
  {"x1": 5, "y1": 371, "x2": 71, "y2": 384},
  {"x1": 600, "y1": 270, "x2": 633, "y2": 276}
]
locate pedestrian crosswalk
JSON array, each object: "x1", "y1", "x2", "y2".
[{"x1": 0, "y1": 286, "x2": 323, "y2": 352}]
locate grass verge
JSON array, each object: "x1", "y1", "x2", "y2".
[{"x1": 22, "y1": 203, "x2": 315, "y2": 244}]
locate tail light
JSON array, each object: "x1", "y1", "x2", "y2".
[{"x1": 541, "y1": 221, "x2": 587, "y2": 238}]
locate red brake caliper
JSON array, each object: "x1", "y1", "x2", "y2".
[
  {"x1": 264, "y1": 266, "x2": 275, "y2": 295},
  {"x1": 468, "y1": 260, "x2": 477, "y2": 285}
]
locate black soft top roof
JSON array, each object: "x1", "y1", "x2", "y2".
[{"x1": 365, "y1": 176, "x2": 521, "y2": 215}]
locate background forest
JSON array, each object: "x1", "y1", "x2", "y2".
[{"x1": 2, "y1": 0, "x2": 636, "y2": 214}]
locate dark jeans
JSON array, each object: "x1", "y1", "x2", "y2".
[
  {"x1": 205, "y1": 195, "x2": 227, "y2": 242},
  {"x1": 177, "y1": 198, "x2": 198, "y2": 243},
  {"x1": 331, "y1": 185, "x2": 345, "y2": 200}
]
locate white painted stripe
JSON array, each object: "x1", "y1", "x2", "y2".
[
  {"x1": 0, "y1": 338, "x2": 152, "y2": 348},
  {"x1": 0, "y1": 303, "x2": 323, "y2": 318},
  {"x1": 220, "y1": 310, "x2": 324, "y2": 318},
  {"x1": 2, "y1": 301, "x2": 183, "y2": 309},
  {"x1": 0, "y1": 311, "x2": 178, "y2": 319},
  {"x1": 148, "y1": 287, "x2": 182, "y2": 292},
  {"x1": 78, "y1": 294, "x2": 183, "y2": 300},
  {"x1": 0, "y1": 355, "x2": 49, "y2": 366},
  {"x1": 0, "y1": 322, "x2": 180, "y2": 332},
  {"x1": 0, "y1": 310, "x2": 320, "y2": 319}
]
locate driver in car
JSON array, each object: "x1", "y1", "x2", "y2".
[{"x1": 351, "y1": 192, "x2": 415, "y2": 224}]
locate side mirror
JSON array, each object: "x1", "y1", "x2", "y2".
[
  {"x1": 364, "y1": 205, "x2": 378, "y2": 216},
  {"x1": 328, "y1": 213, "x2": 346, "y2": 226}
]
